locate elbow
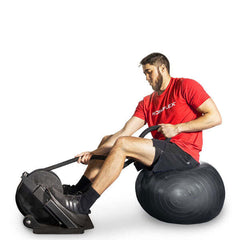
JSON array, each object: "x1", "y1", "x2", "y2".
[
  {"x1": 218, "y1": 115, "x2": 222, "y2": 125},
  {"x1": 213, "y1": 112, "x2": 222, "y2": 126},
  {"x1": 215, "y1": 118, "x2": 222, "y2": 127},
  {"x1": 205, "y1": 111, "x2": 222, "y2": 128}
]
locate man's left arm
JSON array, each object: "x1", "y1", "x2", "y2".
[{"x1": 158, "y1": 98, "x2": 222, "y2": 138}]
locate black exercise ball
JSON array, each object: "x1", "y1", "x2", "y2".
[{"x1": 135, "y1": 163, "x2": 225, "y2": 224}]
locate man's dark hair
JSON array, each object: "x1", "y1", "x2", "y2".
[{"x1": 140, "y1": 53, "x2": 170, "y2": 73}]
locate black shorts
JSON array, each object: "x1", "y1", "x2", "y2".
[{"x1": 135, "y1": 139, "x2": 199, "y2": 173}]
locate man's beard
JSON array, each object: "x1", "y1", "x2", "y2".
[{"x1": 152, "y1": 70, "x2": 163, "y2": 92}]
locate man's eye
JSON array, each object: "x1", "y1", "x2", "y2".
[{"x1": 144, "y1": 70, "x2": 151, "y2": 75}]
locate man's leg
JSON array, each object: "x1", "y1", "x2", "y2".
[
  {"x1": 52, "y1": 136, "x2": 156, "y2": 214},
  {"x1": 92, "y1": 136, "x2": 155, "y2": 194}
]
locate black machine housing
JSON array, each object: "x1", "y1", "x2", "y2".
[{"x1": 16, "y1": 166, "x2": 94, "y2": 234}]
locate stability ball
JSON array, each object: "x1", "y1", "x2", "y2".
[{"x1": 135, "y1": 163, "x2": 225, "y2": 224}]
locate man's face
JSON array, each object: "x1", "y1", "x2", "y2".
[{"x1": 142, "y1": 64, "x2": 163, "y2": 91}]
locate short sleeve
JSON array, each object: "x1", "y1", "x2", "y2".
[
  {"x1": 133, "y1": 100, "x2": 146, "y2": 121},
  {"x1": 181, "y1": 79, "x2": 210, "y2": 109}
]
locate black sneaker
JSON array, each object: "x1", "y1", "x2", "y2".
[{"x1": 49, "y1": 188, "x2": 89, "y2": 215}]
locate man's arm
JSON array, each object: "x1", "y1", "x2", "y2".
[
  {"x1": 158, "y1": 98, "x2": 222, "y2": 138},
  {"x1": 77, "y1": 116, "x2": 145, "y2": 163}
]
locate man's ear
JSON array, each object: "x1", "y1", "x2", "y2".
[{"x1": 158, "y1": 64, "x2": 166, "y2": 74}]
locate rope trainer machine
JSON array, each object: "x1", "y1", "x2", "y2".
[{"x1": 15, "y1": 126, "x2": 225, "y2": 234}]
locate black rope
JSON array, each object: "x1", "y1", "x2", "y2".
[
  {"x1": 43, "y1": 155, "x2": 107, "y2": 171},
  {"x1": 43, "y1": 157, "x2": 79, "y2": 171},
  {"x1": 42, "y1": 125, "x2": 167, "y2": 171}
]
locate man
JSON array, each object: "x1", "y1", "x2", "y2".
[{"x1": 50, "y1": 53, "x2": 222, "y2": 215}]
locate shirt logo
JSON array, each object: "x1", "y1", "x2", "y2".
[{"x1": 152, "y1": 102, "x2": 176, "y2": 116}]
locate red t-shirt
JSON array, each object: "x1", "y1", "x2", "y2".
[{"x1": 133, "y1": 77, "x2": 210, "y2": 161}]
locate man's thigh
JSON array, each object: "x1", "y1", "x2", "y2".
[{"x1": 118, "y1": 136, "x2": 155, "y2": 167}]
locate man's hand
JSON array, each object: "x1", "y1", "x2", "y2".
[
  {"x1": 157, "y1": 124, "x2": 180, "y2": 138},
  {"x1": 75, "y1": 152, "x2": 93, "y2": 164}
]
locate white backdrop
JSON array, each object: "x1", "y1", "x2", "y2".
[{"x1": 1, "y1": 0, "x2": 239, "y2": 239}]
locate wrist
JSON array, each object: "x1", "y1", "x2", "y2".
[{"x1": 176, "y1": 123, "x2": 183, "y2": 134}]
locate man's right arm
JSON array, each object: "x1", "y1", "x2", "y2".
[{"x1": 77, "y1": 116, "x2": 145, "y2": 164}]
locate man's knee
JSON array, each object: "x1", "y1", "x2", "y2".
[{"x1": 113, "y1": 136, "x2": 131, "y2": 151}]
